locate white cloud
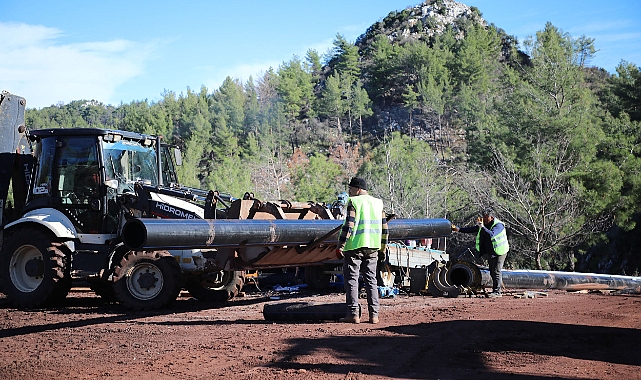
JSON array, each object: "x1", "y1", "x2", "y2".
[
  {"x1": 0, "y1": 22, "x2": 63, "y2": 48},
  {"x1": 202, "y1": 33, "x2": 342, "y2": 92},
  {"x1": 307, "y1": 37, "x2": 336, "y2": 59},
  {"x1": 0, "y1": 22, "x2": 154, "y2": 109}
]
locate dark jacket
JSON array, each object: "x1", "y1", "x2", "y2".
[{"x1": 459, "y1": 220, "x2": 506, "y2": 257}]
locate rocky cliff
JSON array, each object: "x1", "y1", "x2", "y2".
[{"x1": 356, "y1": 0, "x2": 486, "y2": 47}]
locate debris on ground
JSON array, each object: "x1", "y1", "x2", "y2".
[{"x1": 513, "y1": 290, "x2": 549, "y2": 298}]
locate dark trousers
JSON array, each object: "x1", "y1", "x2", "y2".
[{"x1": 489, "y1": 253, "x2": 507, "y2": 292}]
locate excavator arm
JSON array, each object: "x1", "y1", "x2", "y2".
[{"x1": 0, "y1": 91, "x2": 33, "y2": 226}]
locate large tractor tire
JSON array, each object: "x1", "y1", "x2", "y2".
[
  {"x1": 0, "y1": 227, "x2": 71, "y2": 308},
  {"x1": 112, "y1": 250, "x2": 182, "y2": 311},
  {"x1": 88, "y1": 243, "x2": 128, "y2": 303},
  {"x1": 185, "y1": 270, "x2": 245, "y2": 302}
]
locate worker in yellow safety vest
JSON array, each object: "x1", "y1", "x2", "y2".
[
  {"x1": 336, "y1": 177, "x2": 389, "y2": 324},
  {"x1": 453, "y1": 208, "x2": 509, "y2": 297}
]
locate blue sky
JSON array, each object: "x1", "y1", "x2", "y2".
[{"x1": 1, "y1": 0, "x2": 639, "y2": 109}]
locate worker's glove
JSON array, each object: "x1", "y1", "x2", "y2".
[
  {"x1": 378, "y1": 250, "x2": 386, "y2": 263},
  {"x1": 336, "y1": 248, "x2": 344, "y2": 260},
  {"x1": 476, "y1": 221, "x2": 484, "y2": 228},
  {"x1": 451, "y1": 224, "x2": 459, "y2": 232}
]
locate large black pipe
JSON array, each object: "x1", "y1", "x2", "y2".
[{"x1": 122, "y1": 218, "x2": 452, "y2": 251}]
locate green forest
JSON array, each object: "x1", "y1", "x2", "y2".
[{"x1": 23, "y1": 4, "x2": 641, "y2": 275}]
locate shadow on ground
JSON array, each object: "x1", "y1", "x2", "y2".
[{"x1": 273, "y1": 319, "x2": 641, "y2": 379}]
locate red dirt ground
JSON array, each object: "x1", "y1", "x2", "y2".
[{"x1": 1, "y1": 286, "x2": 640, "y2": 380}]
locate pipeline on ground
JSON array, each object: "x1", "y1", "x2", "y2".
[{"x1": 427, "y1": 259, "x2": 641, "y2": 297}]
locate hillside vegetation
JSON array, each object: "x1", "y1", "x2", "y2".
[{"x1": 24, "y1": 0, "x2": 641, "y2": 275}]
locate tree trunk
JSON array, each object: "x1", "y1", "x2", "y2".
[{"x1": 566, "y1": 251, "x2": 575, "y2": 271}]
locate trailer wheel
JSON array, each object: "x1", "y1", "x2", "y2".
[
  {"x1": 185, "y1": 270, "x2": 244, "y2": 302},
  {"x1": 0, "y1": 227, "x2": 71, "y2": 308},
  {"x1": 304, "y1": 265, "x2": 331, "y2": 290},
  {"x1": 112, "y1": 251, "x2": 182, "y2": 310}
]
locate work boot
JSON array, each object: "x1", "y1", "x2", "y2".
[
  {"x1": 369, "y1": 314, "x2": 379, "y2": 324},
  {"x1": 339, "y1": 315, "x2": 360, "y2": 324},
  {"x1": 487, "y1": 291, "x2": 502, "y2": 298}
]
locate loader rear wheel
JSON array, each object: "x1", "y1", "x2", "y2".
[
  {"x1": 113, "y1": 251, "x2": 182, "y2": 311},
  {"x1": 0, "y1": 227, "x2": 71, "y2": 308},
  {"x1": 185, "y1": 270, "x2": 244, "y2": 302}
]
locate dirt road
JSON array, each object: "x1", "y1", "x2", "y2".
[{"x1": 1, "y1": 287, "x2": 640, "y2": 379}]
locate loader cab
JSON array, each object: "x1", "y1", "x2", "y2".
[
  {"x1": 27, "y1": 128, "x2": 161, "y2": 234},
  {"x1": 159, "y1": 143, "x2": 180, "y2": 186}
]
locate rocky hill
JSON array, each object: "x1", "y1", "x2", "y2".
[
  {"x1": 345, "y1": 0, "x2": 504, "y2": 161},
  {"x1": 356, "y1": 0, "x2": 487, "y2": 47}
]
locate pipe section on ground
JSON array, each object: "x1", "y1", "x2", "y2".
[
  {"x1": 122, "y1": 218, "x2": 453, "y2": 251},
  {"x1": 496, "y1": 269, "x2": 641, "y2": 291},
  {"x1": 429, "y1": 260, "x2": 641, "y2": 297}
]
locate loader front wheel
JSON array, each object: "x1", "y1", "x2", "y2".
[
  {"x1": 185, "y1": 270, "x2": 244, "y2": 302},
  {"x1": 0, "y1": 227, "x2": 71, "y2": 308},
  {"x1": 113, "y1": 251, "x2": 182, "y2": 311}
]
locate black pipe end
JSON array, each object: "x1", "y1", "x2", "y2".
[
  {"x1": 122, "y1": 219, "x2": 147, "y2": 250},
  {"x1": 448, "y1": 260, "x2": 483, "y2": 288}
]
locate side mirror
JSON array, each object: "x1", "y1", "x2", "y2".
[{"x1": 173, "y1": 148, "x2": 182, "y2": 166}]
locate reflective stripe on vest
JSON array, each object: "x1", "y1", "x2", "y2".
[
  {"x1": 343, "y1": 195, "x2": 383, "y2": 251},
  {"x1": 475, "y1": 218, "x2": 509, "y2": 255}
]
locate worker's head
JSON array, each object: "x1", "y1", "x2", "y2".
[
  {"x1": 481, "y1": 208, "x2": 495, "y2": 224},
  {"x1": 348, "y1": 177, "x2": 367, "y2": 196}
]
